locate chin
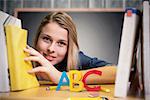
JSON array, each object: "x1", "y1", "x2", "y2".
[{"x1": 51, "y1": 61, "x2": 57, "y2": 65}]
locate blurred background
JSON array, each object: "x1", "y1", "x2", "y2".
[
  {"x1": 0, "y1": 0, "x2": 143, "y2": 65},
  {"x1": 0, "y1": 0, "x2": 143, "y2": 16}
]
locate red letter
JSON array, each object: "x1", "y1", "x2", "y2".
[{"x1": 82, "y1": 70, "x2": 102, "y2": 91}]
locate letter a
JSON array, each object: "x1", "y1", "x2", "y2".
[{"x1": 56, "y1": 71, "x2": 69, "y2": 91}]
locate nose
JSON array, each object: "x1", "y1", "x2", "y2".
[{"x1": 48, "y1": 42, "x2": 55, "y2": 53}]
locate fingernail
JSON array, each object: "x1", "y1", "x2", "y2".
[
  {"x1": 24, "y1": 58, "x2": 28, "y2": 61},
  {"x1": 27, "y1": 70, "x2": 32, "y2": 73},
  {"x1": 27, "y1": 45, "x2": 30, "y2": 48}
]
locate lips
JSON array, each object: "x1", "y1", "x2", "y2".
[
  {"x1": 43, "y1": 53, "x2": 56, "y2": 61},
  {"x1": 45, "y1": 56, "x2": 55, "y2": 61}
]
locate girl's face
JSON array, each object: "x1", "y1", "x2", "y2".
[{"x1": 36, "y1": 22, "x2": 68, "y2": 65}]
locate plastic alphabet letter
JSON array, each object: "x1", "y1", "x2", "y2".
[
  {"x1": 56, "y1": 71, "x2": 69, "y2": 91},
  {"x1": 82, "y1": 70, "x2": 102, "y2": 91},
  {"x1": 69, "y1": 70, "x2": 84, "y2": 92}
]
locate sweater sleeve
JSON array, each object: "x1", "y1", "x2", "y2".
[{"x1": 78, "y1": 51, "x2": 111, "y2": 70}]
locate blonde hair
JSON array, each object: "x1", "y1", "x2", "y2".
[{"x1": 34, "y1": 11, "x2": 79, "y2": 71}]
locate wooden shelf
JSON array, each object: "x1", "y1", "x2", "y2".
[{"x1": 14, "y1": 8, "x2": 124, "y2": 17}]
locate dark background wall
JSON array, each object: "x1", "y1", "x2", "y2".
[{"x1": 18, "y1": 12, "x2": 124, "y2": 64}]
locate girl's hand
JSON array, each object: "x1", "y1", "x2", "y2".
[
  {"x1": 28, "y1": 66, "x2": 50, "y2": 80},
  {"x1": 24, "y1": 45, "x2": 52, "y2": 67},
  {"x1": 24, "y1": 45, "x2": 52, "y2": 80},
  {"x1": 24, "y1": 45, "x2": 62, "y2": 84}
]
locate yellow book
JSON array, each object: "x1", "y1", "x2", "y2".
[{"x1": 5, "y1": 25, "x2": 39, "y2": 91}]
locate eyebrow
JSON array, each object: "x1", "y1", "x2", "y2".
[
  {"x1": 40, "y1": 33, "x2": 68, "y2": 43},
  {"x1": 40, "y1": 33, "x2": 51, "y2": 38}
]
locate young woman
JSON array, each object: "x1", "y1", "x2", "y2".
[{"x1": 24, "y1": 11, "x2": 116, "y2": 84}]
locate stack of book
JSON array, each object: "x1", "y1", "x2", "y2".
[
  {"x1": 115, "y1": 0, "x2": 150, "y2": 99},
  {"x1": 114, "y1": 7, "x2": 141, "y2": 97},
  {"x1": 0, "y1": 11, "x2": 39, "y2": 92}
]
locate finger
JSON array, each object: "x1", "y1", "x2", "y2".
[
  {"x1": 28, "y1": 67, "x2": 47, "y2": 73},
  {"x1": 26, "y1": 45, "x2": 37, "y2": 52},
  {"x1": 24, "y1": 56, "x2": 40, "y2": 62},
  {"x1": 26, "y1": 45, "x2": 35, "y2": 53},
  {"x1": 23, "y1": 47, "x2": 30, "y2": 53},
  {"x1": 23, "y1": 47, "x2": 35, "y2": 55},
  {"x1": 26, "y1": 45, "x2": 45, "y2": 60},
  {"x1": 24, "y1": 56, "x2": 48, "y2": 66},
  {"x1": 24, "y1": 47, "x2": 40, "y2": 56},
  {"x1": 26, "y1": 45, "x2": 32, "y2": 49}
]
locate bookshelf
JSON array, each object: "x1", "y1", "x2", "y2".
[{"x1": 14, "y1": 8, "x2": 124, "y2": 17}]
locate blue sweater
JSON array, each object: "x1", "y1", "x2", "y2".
[{"x1": 54, "y1": 51, "x2": 110, "y2": 72}]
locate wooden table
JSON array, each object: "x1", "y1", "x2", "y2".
[{"x1": 0, "y1": 84, "x2": 144, "y2": 100}]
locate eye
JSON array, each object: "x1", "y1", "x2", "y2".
[
  {"x1": 57, "y1": 41, "x2": 67, "y2": 47},
  {"x1": 42, "y1": 36, "x2": 52, "y2": 43}
]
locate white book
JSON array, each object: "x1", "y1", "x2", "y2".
[
  {"x1": 0, "y1": 11, "x2": 10, "y2": 92},
  {"x1": 0, "y1": 11, "x2": 21, "y2": 92},
  {"x1": 114, "y1": 8, "x2": 140, "y2": 97},
  {"x1": 143, "y1": 1, "x2": 150, "y2": 100}
]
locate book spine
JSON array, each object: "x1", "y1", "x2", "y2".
[
  {"x1": 5, "y1": 25, "x2": 16, "y2": 91},
  {"x1": 114, "y1": 8, "x2": 140, "y2": 97},
  {"x1": 143, "y1": 1, "x2": 150, "y2": 99},
  {"x1": 0, "y1": 11, "x2": 10, "y2": 92}
]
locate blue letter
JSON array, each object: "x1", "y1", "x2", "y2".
[{"x1": 56, "y1": 71, "x2": 69, "y2": 91}]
